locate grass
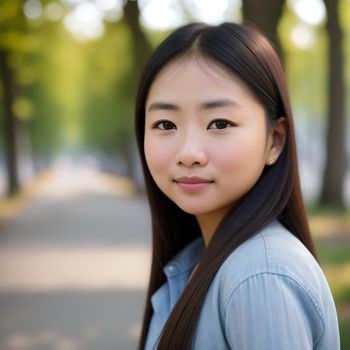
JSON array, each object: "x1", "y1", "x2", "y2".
[
  {"x1": 317, "y1": 245, "x2": 350, "y2": 265},
  {"x1": 312, "y1": 210, "x2": 350, "y2": 349}
]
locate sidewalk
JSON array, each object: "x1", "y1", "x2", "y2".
[{"x1": 0, "y1": 163, "x2": 151, "y2": 350}]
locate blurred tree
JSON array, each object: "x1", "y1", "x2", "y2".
[
  {"x1": 241, "y1": 0, "x2": 285, "y2": 60},
  {"x1": 319, "y1": 0, "x2": 346, "y2": 208},
  {"x1": 123, "y1": 0, "x2": 152, "y2": 91},
  {"x1": 122, "y1": 0, "x2": 152, "y2": 180},
  {"x1": 0, "y1": 51, "x2": 19, "y2": 195},
  {"x1": 79, "y1": 22, "x2": 134, "y2": 154},
  {"x1": 0, "y1": 0, "x2": 66, "y2": 194},
  {"x1": 0, "y1": 0, "x2": 25, "y2": 195}
]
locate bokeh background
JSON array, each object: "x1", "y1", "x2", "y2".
[{"x1": 0, "y1": 0, "x2": 349, "y2": 349}]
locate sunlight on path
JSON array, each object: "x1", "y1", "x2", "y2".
[
  {"x1": 36, "y1": 157, "x2": 136, "y2": 200},
  {"x1": 0, "y1": 156, "x2": 136, "y2": 224},
  {"x1": 0, "y1": 246, "x2": 150, "y2": 292},
  {"x1": 0, "y1": 171, "x2": 52, "y2": 223}
]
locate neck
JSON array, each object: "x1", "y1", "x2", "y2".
[{"x1": 196, "y1": 206, "x2": 231, "y2": 247}]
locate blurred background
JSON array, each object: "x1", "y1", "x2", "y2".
[{"x1": 0, "y1": 0, "x2": 349, "y2": 349}]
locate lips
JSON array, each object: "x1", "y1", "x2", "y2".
[{"x1": 173, "y1": 176, "x2": 213, "y2": 192}]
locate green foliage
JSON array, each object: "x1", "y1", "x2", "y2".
[
  {"x1": 279, "y1": 4, "x2": 327, "y2": 118},
  {"x1": 146, "y1": 28, "x2": 173, "y2": 48},
  {"x1": 307, "y1": 204, "x2": 350, "y2": 216},
  {"x1": 336, "y1": 284, "x2": 350, "y2": 304},
  {"x1": 317, "y1": 239, "x2": 350, "y2": 348},
  {"x1": 78, "y1": 21, "x2": 134, "y2": 151},
  {"x1": 27, "y1": 79, "x2": 64, "y2": 154},
  {"x1": 0, "y1": 0, "x2": 65, "y2": 156},
  {"x1": 0, "y1": 0, "x2": 41, "y2": 53},
  {"x1": 317, "y1": 243, "x2": 350, "y2": 265},
  {"x1": 340, "y1": 0, "x2": 350, "y2": 112},
  {"x1": 340, "y1": 320, "x2": 350, "y2": 349},
  {"x1": 20, "y1": 20, "x2": 66, "y2": 153}
]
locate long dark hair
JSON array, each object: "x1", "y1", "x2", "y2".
[{"x1": 135, "y1": 22, "x2": 317, "y2": 349}]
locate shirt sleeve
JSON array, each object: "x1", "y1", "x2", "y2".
[{"x1": 224, "y1": 272, "x2": 325, "y2": 350}]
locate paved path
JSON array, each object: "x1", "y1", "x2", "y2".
[{"x1": 0, "y1": 161, "x2": 151, "y2": 350}]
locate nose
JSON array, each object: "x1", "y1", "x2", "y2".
[{"x1": 175, "y1": 132, "x2": 208, "y2": 167}]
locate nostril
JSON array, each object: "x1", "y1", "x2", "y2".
[
  {"x1": 175, "y1": 148, "x2": 208, "y2": 167},
  {"x1": 176, "y1": 158, "x2": 207, "y2": 167}
]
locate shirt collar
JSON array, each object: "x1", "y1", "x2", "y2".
[
  {"x1": 150, "y1": 236, "x2": 205, "y2": 327},
  {"x1": 163, "y1": 236, "x2": 205, "y2": 277}
]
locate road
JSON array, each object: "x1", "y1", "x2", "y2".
[{"x1": 0, "y1": 162, "x2": 151, "y2": 350}]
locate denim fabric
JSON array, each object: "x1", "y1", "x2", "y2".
[{"x1": 144, "y1": 221, "x2": 340, "y2": 350}]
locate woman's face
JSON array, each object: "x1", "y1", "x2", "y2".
[{"x1": 144, "y1": 57, "x2": 282, "y2": 232}]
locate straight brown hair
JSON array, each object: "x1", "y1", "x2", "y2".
[{"x1": 135, "y1": 22, "x2": 317, "y2": 349}]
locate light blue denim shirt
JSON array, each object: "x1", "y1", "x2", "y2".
[{"x1": 144, "y1": 221, "x2": 340, "y2": 349}]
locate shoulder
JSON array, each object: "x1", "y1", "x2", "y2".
[
  {"x1": 211, "y1": 221, "x2": 339, "y2": 349},
  {"x1": 218, "y1": 220, "x2": 324, "y2": 297},
  {"x1": 216, "y1": 221, "x2": 335, "y2": 323}
]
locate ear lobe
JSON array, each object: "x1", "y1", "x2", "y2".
[{"x1": 267, "y1": 117, "x2": 287, "y2": 165}]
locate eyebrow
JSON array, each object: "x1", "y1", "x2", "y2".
[{"x1": 147, "y1": 98, "x2": 240, "y2": 112}]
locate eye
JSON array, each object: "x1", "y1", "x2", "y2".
[
  {"x1": 153, "y1": 120, "x2": 177, "y2": 130},
  {"x1": 207, "y1": 119, "x2": 234, "y2": 130}
]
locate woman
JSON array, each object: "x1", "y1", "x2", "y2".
[{"x1": 135, "y1": 22, "x2": 340, "y2": 349}]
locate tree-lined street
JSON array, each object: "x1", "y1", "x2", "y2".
[{"x1": 1, "y1": 0, "x2": 350, "y2": 348}]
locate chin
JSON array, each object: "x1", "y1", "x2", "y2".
[{"x1": 175, "y1": 203, "x2": 213, "y2": 216}]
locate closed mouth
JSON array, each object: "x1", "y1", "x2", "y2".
[
  {"x1": 173, "y1": 177, "x2": 214, "y2": 192},
  {"x1": 173, "y1": 176, "x2": 213, "y2": 184}
]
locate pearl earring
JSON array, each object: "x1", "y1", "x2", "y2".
[{"x1": 268, "y1": 159, "x2": 275, "y2": 165}]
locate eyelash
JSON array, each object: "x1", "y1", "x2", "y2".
[
  {"x1": 152, "y1": 118, "x2": 236, "y2": 131},
  {"x1": 152, "y1": 120, "x2": 177, "y2": 130},
  {"x1": 207, "y1": 119, "x2": 235, "y2": 129}
]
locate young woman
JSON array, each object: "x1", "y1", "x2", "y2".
[{"x1": 135, "y1": 22, "x2": 340, "y2": 349}]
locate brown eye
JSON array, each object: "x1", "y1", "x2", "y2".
[
  {"x1": 208, "y1": 119, "x2": 233, "y2": 129},
  {"x1": 154, "y1": 120, "x2": 177, "y2": 130}
]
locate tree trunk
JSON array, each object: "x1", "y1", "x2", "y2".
[
  {"x1": 123, "y1": 0, "x2": 153, "y2": 183},
  {"x1": 242, "y1": 0, "x2": 285, "y2": 61},
  {"x1": 0, "y1": 49, "x2": 20, "y2": 196},
  {"x1": 319, "y1": 0, "x2": 346, "y2": 208},
  {"x1": 123, "y1": 0, "x2": 153, "y2": 87}
]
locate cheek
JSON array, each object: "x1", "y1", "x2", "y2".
[
  {"x1": 213, "y1": 130, "x2": 267, "y2": 174},
  {"x1": 144, "y1": 137, "x2": 171, "y2": 174}
]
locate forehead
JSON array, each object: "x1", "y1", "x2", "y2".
[
  {"x1": 155, "y1": 55, "x2": 239, "y2": 87},
  {"x1": 146, "y1": 55, "x2": 254, "y2": 104}
]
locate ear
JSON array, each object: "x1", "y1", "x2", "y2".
[{"x1": 266, "y1": 117, "x2": 287, "y2": 166}]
